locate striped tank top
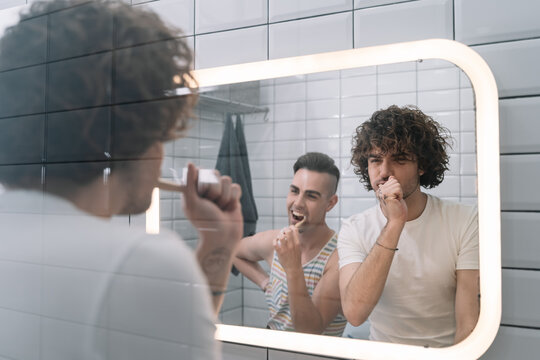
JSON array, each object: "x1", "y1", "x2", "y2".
[{"x1": 265, "y1": 233, "x2": 347, "y2": 336}]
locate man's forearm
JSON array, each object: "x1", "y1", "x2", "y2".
[
  {"x1": 233, "y1": 257, "x2": 269, "y2": 290},
  {"x1": 342, "y1": 221, "x2": 403, "y2": 325},
  {"x1": 286, "y1": 269, "x2": 325, "y2": 334},
  {"x1": 196, "y1": 238, "x2": 237, "y2": 314}
]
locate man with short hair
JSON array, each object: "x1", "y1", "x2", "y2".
[
  {"x1": 0, "y1": 1, "x2": 241, "y2": 359},
  {"x1": 338, "y1": 105, "x2": 479, "y2": 347},
  {"x1": 234, "y1": 152, "x2": 347, "y2": 335}
]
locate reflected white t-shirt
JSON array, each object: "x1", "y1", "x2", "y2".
[
  {"x1": 338, "y1": 195, "x2": 478, "y2": 347},
  {"x1": 0, "y1": 190, "x2": 218, "y2": 360}
]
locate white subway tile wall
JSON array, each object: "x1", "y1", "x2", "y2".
[
  {"x1": 353, "y1": 0, "x2": 453, "y2": 47},
  {"x1": 195, "y1": 0, "x2": 267, "y2": 34},
  {"x1": 0, "y1": 0, "x2": 537, "y2": 358},
  {"x1": 455, "y1": 0, "x2": 540, "y2": 45},
  {"x1": 269, "y1": 12, "x2": 353, "y2": 59}
]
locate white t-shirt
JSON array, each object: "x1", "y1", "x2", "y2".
[
  {"x1": 0, "y1": 190, "x2": 219, "y2": 360},
  {"x1": 338, "y1": 194, "x2": 478, "y2": 347}
]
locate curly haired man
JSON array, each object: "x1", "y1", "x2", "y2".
[{"x1": 338, "y1": 105, "x2": 479, "y2": 347}]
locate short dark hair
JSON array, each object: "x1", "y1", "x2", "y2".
[
  {"x1": 293, "y1": 152, "x2": 340, "y2": 194},
  {"x1": 351, "y1": 105, "x2": 452, "y2": 191},
  {"x1": 0, "y1": 0, "x2": 196, "y2": 189}
]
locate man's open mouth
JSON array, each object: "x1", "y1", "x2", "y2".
[{"x1": 291, "y1": 211, "x2": 305, "y2": 222}]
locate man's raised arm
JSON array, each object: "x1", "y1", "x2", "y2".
[{"x1": 234, "y1": 230, "x2": 276, "y2": 291}]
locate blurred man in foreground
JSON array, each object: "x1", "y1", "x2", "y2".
[{"x1": 0, "y1": 1, "x2": 241, "y2": 358}]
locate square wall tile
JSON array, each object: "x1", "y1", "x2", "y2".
[
  {"x1": 341, "y1": 75, "x2": 377, "y2": 97},
  {"x1": 196, "y1": 0, "x2": 267, "y2": 33},
  {"x1": 49, "y1": 54, "x2": 112, "y2": 111},
  {"x1": 306, "y1": 99, "x2": 340, "y2": 119},
  {"x1": 306, "y1": 118, "x2": 340, "y2": 139},
  {"x1": 138, "y1": 0, "x2": 194, "y2": 36},
  {"x1": 455, "y1": 0, "x2": 540, "y2": 45},
  {"x1": 0, "y1": 115, "x2": 44, "y2": 165},
  {"x1": 274, "y1": 121, "x2": 306, "y2": 141},
  {"x1": 270, "y1": 0, "x2": 352, "y2": 22},
  {"x1": 275, "y1": 82, "x2": 306, "y2": 103},
  {"x1": 501, "y1": 269, "x2": 540, "y2": 328},
  {"x1": 481, "y1": 326, "x2": 540, "y2": 360},
  {"x1": 501, "y1": 212, "x2": 540, "y2": 269},
  {"x1": 0, "y1": 14, "x2": 46, "y2": 70},
  {"x1": 473, "y1": 38, "x2": 540, "y2": 98},
  {"x1": 196, "y1": 26, "x2": 267, "y2": 69},
  {"x1": 377, "y1": 71, "x2": 416, "y2": 94},
  {"x1": 49, "y1": 3, "x2": 113, "y2": 60},
  {"x1": 269, "y1": 12, "x2": 352, "y2": 59},
  {"x1": 499, "y1": 97, "x2": 540, "y2": 154},
  {"x1": 378, "y1": 92, "x2": 416, "y2": 109},
  {"x1": 306, "y1": 138, "x2": 340, "y2": 158},
  {"x1": 418, "y1": 68, "x2": 460, "y2": 91},
  {"x1": 307, "y1": 78, "x2": 340, "y2": 100},
  {"x1": 354, "y1": 0, "x2": 453, "y2": 47},
  {"x1": 341, "y1": 95, "x2": 377, "y2": 118},
  {"x1": 0, "y1": 65, "x2": 46, "y2": 118},
  {"x1": 47, "y1": 108, "x2": 110, "y2": 162},
  {"x1": 501, "y1": 154, "x2": 540, "y2": 211},
  {"x1": 417, "y1": 89, "x2": 459, "y2": 113},
  {"x1": 274, "y1": 102, "x2": 306, "y2": 122}
]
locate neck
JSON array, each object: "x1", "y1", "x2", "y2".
[
  {"x1": 55, "y1": 177, "x2": 123, "y2": 218},
  {"x1": 298, "y1": 223, "x2": 334, "y2": 252},
  {"x1": 404, "y1": 187, "x2": 428, "y2": 221}
]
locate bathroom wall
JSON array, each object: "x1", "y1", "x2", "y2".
[{"x1": 0, "y1": 0, "x2": 538, "y2": 359}]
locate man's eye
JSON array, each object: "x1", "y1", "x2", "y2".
[
  {"x1": 290, "y1": 188, "x2": 299, "y2": 194},
  {"x1": 369, "y1": 159, "x2": 381, "y2": 164}
]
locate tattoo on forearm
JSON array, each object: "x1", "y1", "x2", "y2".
[{"x1": 201, "y1": 247, "x2": 231, "y2": 276}]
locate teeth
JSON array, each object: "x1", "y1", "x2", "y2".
[{"x1": 292, "y1": 211, "x2": 304, "y2": 217}]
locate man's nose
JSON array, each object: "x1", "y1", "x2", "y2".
[
  {"x1": 293, "y1": 194, "x2": 306, "y2": 208},
  {"x1": 380, "y1": 160, "x2": 392, "y2": 178}
]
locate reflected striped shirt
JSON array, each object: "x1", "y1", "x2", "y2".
[{"x1": 265, "y1": 233, "x2": 347, "y2": 336}]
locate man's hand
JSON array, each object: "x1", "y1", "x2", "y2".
[
  {"x1": 274, "y1": 226, "x2": 303, "y2": 273},
  {"x1": 181, "y1": 163, "x2": 243, "y2": 314},
  {"x1": 376, "y1": 175, "x2": 407, "y2": 223},
  {"x1": 182, "y1": 163, "x2": 243, "y2": 247}
]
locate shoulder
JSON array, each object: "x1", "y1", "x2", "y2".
[
  {"x1": 340, "y1": 205, "x2": 380, "y2": 233},
  {"x1": 430, "y1": 195, "x2": 477, "y2": 220}
]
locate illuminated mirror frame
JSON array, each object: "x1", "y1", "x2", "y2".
[{"x1": 148, "y1": 39, "x2": 501, "y2": 360}]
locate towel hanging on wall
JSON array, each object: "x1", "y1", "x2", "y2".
[{"x1": 215, "y1": 113, "x2": 258, "y2": 238}]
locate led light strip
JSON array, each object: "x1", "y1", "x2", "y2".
[{"x1": 147, "y1": 39, "x2": 501, "y2": 360}]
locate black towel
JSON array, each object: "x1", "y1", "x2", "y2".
[{"x1": 215, "y1": 114, "x2": 258, "y2": 239}]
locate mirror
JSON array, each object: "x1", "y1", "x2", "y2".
[{"x1": 154, "y1": 40, "x2": 501, "y2": 359}]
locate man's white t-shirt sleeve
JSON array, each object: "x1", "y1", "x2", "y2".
[
  {"x1": 456, "y1": 206, "x2": 479, "y2": 270},
  {"x1": 337, "y1": 216, "x2": 368, "y2": 269}
]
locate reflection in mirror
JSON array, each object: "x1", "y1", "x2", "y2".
[{"x1": 161, "y1": 59, "x2": 478, "y2": 346}]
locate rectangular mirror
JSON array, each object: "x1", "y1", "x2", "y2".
[{"x1": 153, "y1": 40, "x2": 501, "y2": 359}]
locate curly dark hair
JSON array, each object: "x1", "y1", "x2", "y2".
[
  {"x1": 0, "y1": 0, "x2": 196, "y2": 189},
  {"x1": 351, "y1": 105, "x2": 452, "y2": 191}
]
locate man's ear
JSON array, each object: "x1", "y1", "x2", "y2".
[
  {"x1": 326, "y1": 194, "x2": 338, "y2": 212},
  {"x1": 418, "y1": 168, "x2": 425, "y2": 176}
]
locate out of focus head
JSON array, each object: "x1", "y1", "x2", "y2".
[
  {"x1": 351, "y1": 105, "x2": 452, "y2": 191},
  {"x1": 0, "y1": 0, "x2": 196, "y2": 212}
]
